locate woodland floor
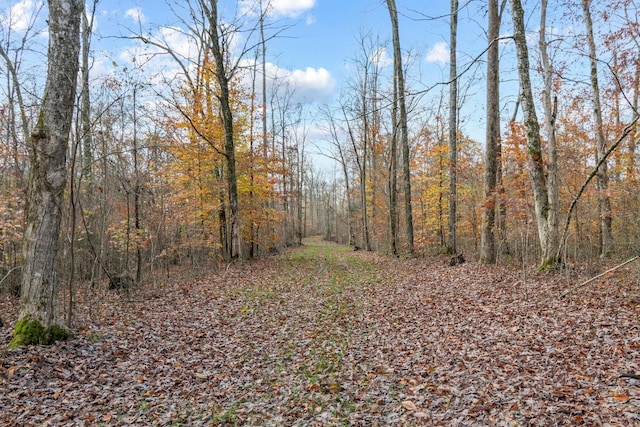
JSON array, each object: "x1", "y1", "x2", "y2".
[{"x1": 1, "y1": 237, "x2": 640, "y2": 426}]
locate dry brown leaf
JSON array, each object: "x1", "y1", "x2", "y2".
[
  {"x1": 402, "y1": 400, "x2": 418, "y2": 411},
  {"x1": 613, "y1": 392, "x2": 631, "y2": 403},
  {"x1": 1, "y1": 242, "x2": 639, "y2": 425}
]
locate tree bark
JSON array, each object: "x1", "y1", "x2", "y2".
[
  {"x1": 13, "y1": 0, "x2": 83, "y2": 347},
  {"x1": 132, "y1": 86, "x2": 142, "y2": 283},
  {"x1": 480, "y1": 0, "x2": 500, "y2": 264},
  {"x1": 208, "y1": 0, "x2": 241, "y2": 260},
  {"x1": 386, "y1": 0, "x2": 414, "y2": 254},
  {"x1": 537, "y1": 0, "x2": 560, "y2": 265},
  {"x1": 582, "y1": 0, "x2": 613, "y2": 258},
  {"x1": 510, "y1": 0, "x2": 559, "y2": 268},
  {"x1": 389, "y1": 66, "x2": 399, "y2": 256},
  {"x1": 80, "y1": 6, "x2": 93, "y2": 180},
  {"x1": 447, "y1": 0, "x2": 459, "y2": 255},
  {"x1": 629, "y1": 63, "x2": 639, "y2": 179}
]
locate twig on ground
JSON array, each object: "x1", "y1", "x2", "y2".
[{"x1": 561, "y1": 256, "x2": 640, "y2": 298}]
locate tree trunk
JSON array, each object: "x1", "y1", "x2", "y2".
[
  {"x1": 510, "y1": 0, "x2": 559, "y2": 269},
  {"x1": 582, "y1": 0, "x2": 613, "y2": 258},
  {"x1": 296, "y1": 147, "x2": 304, "y2": 246},
  {"x1": 132, "y1": 86, "x2": 142, "y2": 283},
  {"x1": 249, "y1": 48, "x2": 258, "y2": 257},
  {"x1": 80, "y1": 6, "x2": 93, "y2": 180},
  {"x1": 386, "y1": 0, "x2": 414, "y2": 254},
  {"x1": 325, "y1": 108, "x2": 355, "y2": 246},
  {"x1": 447, "y1": 0, "x2": 459, "y2": 255},
  {"x1": 389, "y1": 69, "x2": 399, "y2": 256},
  {"x1": 629, "y1": 63, "x2": 639, "y2": 179},
  {"x1": 360, "y1": 81, "x2": 371, "y2": 251},
  {"x1": 480, "y1": 0, "x2": 500, "y2": 264},
  {"x1": 343, "y1": 98, "x2": 370, "y2": 250},
  {"x1": 12, "y1": 0, "x2": 83, "y2": 347},
  {"x1": 260, "y1": 0, "x2": 272, "y2": 253},
  {"x1": 209, "y1": 0, "x2": 241, "y2": 260},
  {"x1": 537, "y1": 0, "x2": 561, "y2": 265}
]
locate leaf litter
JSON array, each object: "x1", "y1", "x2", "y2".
[{"x1": 1, "y1": 239, "x2": 639, "y2": 425}]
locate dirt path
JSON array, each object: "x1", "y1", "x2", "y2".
[{"x1": 1, "y1": 240, "x2": 639, "y2": 425}]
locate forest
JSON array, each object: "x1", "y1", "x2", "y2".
[{"x1": 1, "y1": 0, "x2": 640, "y2": 424}]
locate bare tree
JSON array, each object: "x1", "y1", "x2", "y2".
[
  {"x1": 80, "y1": 2, "x2": 97, "y2": 180},
  {"x1": 447, "y1": 0, "x2": 459, "y2": 255},
  {"x1": 205, "y1": 0, "x2": 242, "y2": 259},
  {"x1": 11, "y1": 0, "x2": 83, "y2": 347},
  {"x1": 342, "y1": 98, "x2": 370, "y2": 250},
  {"x1": 536, "y1": 0, "x2": 560, "y2": 266},
  {"x1": 480, "y1": 0, "x2": 501, "y2": 264},
  {"x1": 341, "y1": 33, "x2": 387, "y2": 251},
  {"x1": 386, "y1": 0, "x2": 414, "y2": 254},
  {"x1": 319, "y1": 105, "x2": 355, "y2": 246},
  {"x1": 510, "y1": 0, "x2": 560, "y2": 269},
  {"x1": 389, "y1": 68, "x2": 399, "y2": 255},
  {"x1": 581, "y1": 0, "x2": 613, "y2": 258}
]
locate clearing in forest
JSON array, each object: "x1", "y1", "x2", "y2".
[{"x1": 1, "y1": 236, "x2": 639, "y2": 425}]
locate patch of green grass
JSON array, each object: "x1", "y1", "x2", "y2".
[
  {"x1": 137, "y1": 398, "x2": 150, "y2": 411},
  {"x1": 86, "y1": 332, "x2": 108, "y2": 343},
  {"x1": 210, "y1": 402, "x2": 241, "y2": 426}
]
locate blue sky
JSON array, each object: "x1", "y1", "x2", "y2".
[
  {"x1": 84, "y1": 0, "x2": 488, "y2": 104},
  {"x1": 0, "y1": 0, "x2": 510, "y2": 153}
]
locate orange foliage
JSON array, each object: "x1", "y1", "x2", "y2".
[{"x1": 159, "y1": 55, "x2": 282, "y2": 258}]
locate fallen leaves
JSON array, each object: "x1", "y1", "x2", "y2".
[
  {"x1": 614, "y1": 392, "x2": 631, "y2": 403},
  {"x1": 1, "y1": 237, "x2": 639, "y2": 425},
  {"x1": 401, "y1": 400, "x2": 418, "y2": 411}
]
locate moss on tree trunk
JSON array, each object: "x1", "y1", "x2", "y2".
[{"x1": 8, "y1": 316, "x2": 71, "y2": 348}]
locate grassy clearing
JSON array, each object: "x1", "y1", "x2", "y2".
[{"x1": 214, "y1": 237, "x2": 385, "y2": 424}]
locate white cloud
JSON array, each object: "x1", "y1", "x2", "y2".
[
  {"x1": 271, "y1": 0, "x2": 315, "y2": 18},
  {"x1": 288, "y1": 67, "x2": 335, "y2": 100},
  {"x1": 125, "y1": 7, "x2": 145, "y2": 24},
  {"x1": 372, "y1": 47, "x2": 393, "y2": 68},
  {"x1": 155, "y1": 26, "x2": 194, "y2": 59},
  {"x1": 426, "y1": 42, "x2": 449, "y2": 65},
  {"x1": 239, "y1": 60, "x2": 335, "y2": 104},
  {"x1": 266, "y1": 63, "x2": 336, "y2": 103},
  {"x1": 239, "y1": 0, "x2": 315, "y2": 19},
  {"x1": 0, "y1": 0, "x2": 41, "y2": 32}
]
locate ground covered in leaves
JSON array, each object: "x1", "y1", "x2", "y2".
[{"x1": 1, "y1": 237, "x2": 640, "y2": 426}]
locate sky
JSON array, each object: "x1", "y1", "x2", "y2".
[
  {"x1": 92, "y1": 0, "x2": 497, "y2": 169},
  {"x1": 0, "y1": 0, "x2": 513, "y2": 169},
  {"x1": 87, "y1": 0, "x2": 476, "y2": 101}
]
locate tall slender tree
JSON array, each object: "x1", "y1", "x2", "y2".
[
  {"x1": 447, "y1": 0, "x2": 459, "y2": 255},
  {"x1": 11, "y1": 0, "x2": 83, "y2": 347},
  {"x1": 480, "y1": 0, "x2": 501, "y2": 264},
  {"x1": 537, "y1": 0, "x2": 560, "y2": 265},
  {"x1": 80, "y1": 2, "x2": 96, "y2": 180},
  {"x1": 389, "y1": 67, "x2": 399, "y2": 255},
  {"x1": 207, "y1": 0, "x2": 241, "y2": 259},
  {"x1": 581, "y1": 0, "x2": 613, "y2": 258},
  {"x1": 386, "y1": 0, "x2": 414, "y2": 254},
  {"x1": 510, "y1": 0, "x2": 560, "y2": 268}
]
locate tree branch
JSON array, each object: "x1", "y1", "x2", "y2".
[{"x1": 557, "y1": 115, "x2": 639, "y2": 261}]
